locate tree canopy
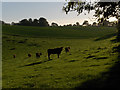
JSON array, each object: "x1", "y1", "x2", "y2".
[
  {"x1": 17, "y1": 17, "x2": 49, "y2": 27},
  {"x1": 63, "y1": 0, "x2": 120, "y2": 21}
]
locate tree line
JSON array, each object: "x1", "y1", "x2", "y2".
[
  {"x1": 13, "y1": 17, "x2": 49, "y2": 27},
  {"x1": 1, "y1": 17, "x2": 60, "y2": 27},
  {"x1": 1, "y1": 17, "x2": 117, "y2": 27}
]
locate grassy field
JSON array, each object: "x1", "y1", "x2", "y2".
[
  {"x1": 2, "y1": 25, "x2": 119, "y2": 88},
  {"x1": 3, "y1": 25, "x2": 117, "y2": 38}
]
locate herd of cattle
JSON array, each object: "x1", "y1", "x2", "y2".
[{"x1": 13, "y1": 47, "x2": 70, "y2": 60}]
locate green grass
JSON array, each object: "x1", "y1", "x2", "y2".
[
  {"x1": 2, "y1": 25, "x2": 119, "y2": 88},
  {"x1": 3, "y1": 25, "x2": 117, "y2": 38}
]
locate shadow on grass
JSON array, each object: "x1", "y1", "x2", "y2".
[
  {"x1": 110, "y1": 38, "x2": 118, "y2": 43},
  {"x1": 23, "y1": 59, "x2": 52, "y2": 67},
  {"x1": 69, "y1": 60, "x2": 79, "y2": 62},
  {"x1": 94, "y1": 33, "x2": 116, "y2": 41},
  {"x1": 75, "y1": 47, "x2": 120, "y2": 88},
  {"x1": 76, "y1": 59, "x2": 120, "y2": 88},
  {"x1": 24, "y1": 61, "x2": 42, "y2": 66}
]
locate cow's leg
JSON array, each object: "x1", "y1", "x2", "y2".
[
  {"x1": 48, "y1": 53, "x2": 50, "y2": 60},
  {"x1": 58, "y1": 54, "x2": 59, "y2": 58}
]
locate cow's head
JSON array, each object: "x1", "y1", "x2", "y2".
[{"x1": 61, "y1": 47, "x2": 63, "y2": 50}]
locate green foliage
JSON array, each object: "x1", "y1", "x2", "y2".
[{"x1": 63, "y1": 1, "x2": 120, "y2": 19}]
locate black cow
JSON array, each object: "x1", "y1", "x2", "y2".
[
  {"x1": 13, "y1": 54, "x2": 16, "y2": 58},
  {"x1": 65, "y1": 47, "x2": 70, "y2": 53},
  {"x1": 28, "y1": 54, "x2": 32, "y2": 57},
  {"x1": 47, "y1": 47, "x2": 63, "y2": 60},
  {"x1": 36, "y1": 53, "x2": 42, "y2": 58}
]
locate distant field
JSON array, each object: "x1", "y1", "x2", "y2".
[
  {"x1": 2, "y1": 25, "x2": 117, "y2": 38},
  {"x1": 2, "y1": 25, "x2": 119, "y2": 88}
]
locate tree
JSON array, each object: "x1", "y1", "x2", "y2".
[
  {"x1": 51, "y1": 22, "x2": 58, "y2": 26},
  {"x1": 67, "y1": 24, "x2": 72, "y2": 26},
  {"x1": 11, "y1": 22, "x2": 15, "y2": 26},
  {"x1": 38, "y1": 17, "x2": 49, "y2": 27},
  {"x1": 17, "y1": 17, "x2": 49, "y2": 27},
  {"x1": 33, "y1": 19, "x2": 38, "y2": 26},
  {"x1": 92, "y1": 22, "x2": 97, "y2": 26},
  {"x1": 73, "y1": 24, "x2": 76, "y2": 26},
  {"x1": 19, "y1": 19, "x2": 30, "y2": 26},
  {"x1": 28, "y1": 18, "x2": 33, "y2": 26},
  {"x1": 76, "y1": 22, "x2": 80, "y2": 26},
  {"x1": 1, "y1": 21, "x2": 5, "y2": 25},
  {"x1": 82, "y1": 20, "x2": 89, "y2": 26},
  {"x1": 63, "y1": 0, "x2": 120, "y2": 41}
]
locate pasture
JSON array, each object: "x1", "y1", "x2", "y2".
[{"x1": 2, "y1": 25, "x2": 119, "y2": 88}]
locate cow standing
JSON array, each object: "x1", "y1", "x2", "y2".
[
  {"x1": 13, "y1": 54, "x2": 16, "y2": 58},
  {"x1": 65, "y1": 47, "x2": 70, "y2": 53},
  {"x1": 28, "y1": 54, "x2": 32, "y2": 57},
  {"x1": 47, "y1": 47, "x2": 63, "y2": 60},
  {"x1": 36, "y1": 53, "x2": 42, "y2": 58}
]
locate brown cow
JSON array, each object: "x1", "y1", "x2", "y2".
[
  {"x1": 65, "y1": 47, "x2": 70, "y2": 53},
  {"x1": 47, "y1": 47, "x2": 63, "y2": 60}
]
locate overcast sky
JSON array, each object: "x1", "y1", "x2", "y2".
[{"x1": 2, "y1": 1, "x2": 117, "y2": 25}]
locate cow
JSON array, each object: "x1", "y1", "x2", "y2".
[
  {"x1": 36, "y1": 53, "x2": 42, "y2": 58},
  {"x1": 65, "y1": 47, "x2": 70, "y2": 53},
  {"x1": 47, "y1": 47, "x2": 63, "y2": 60},
  {"x1": 13, "y1": 54, "x2": 16, "y2": 58},
  {"x1": 28, "y1": 54, "x2": 32, "y2": 57}
]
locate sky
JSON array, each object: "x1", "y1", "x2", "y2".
[
  {"x1": 1, "y1": 1, "x2": 117, "y2": 26},
  {"x1": 0, "y1": 2, "x2": 2, "y2": 21}
]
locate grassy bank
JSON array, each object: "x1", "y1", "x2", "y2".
[{"x1": 2, "y1": 25, "x2": 119, "y2": 88}]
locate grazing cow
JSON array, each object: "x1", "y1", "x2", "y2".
[
  {"x1": 28, "y1": 54, "x2": 31, "y2": 57},
  {"x1": 65, "y1": 47, "x2": 70, "y2": 53},
  {"x1": 47, "y1": 47, "x2": 63, "y2": 60},
  {"x1": 13, "y1": 54, "x2": 16, "y2": 58},
  {"x1": 36, "y1": 53, "x2": 42, "y2": 58}
]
